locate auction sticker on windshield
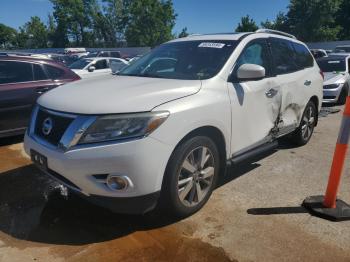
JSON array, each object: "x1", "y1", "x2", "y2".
[{"x1": 198, "y1": 42, "x2": 225, "y2": 48}]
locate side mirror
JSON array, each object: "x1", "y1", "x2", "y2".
[
  {"x1": 88, "y1": 66, "x2": 96, "y2": 72},
  {"x1": 236, "y1": 64, "x2": 265, "y2": 81}
]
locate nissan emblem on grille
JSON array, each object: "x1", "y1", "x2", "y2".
[{"x1": 42, "y1": 117, "x2": 53, "y2": 135}]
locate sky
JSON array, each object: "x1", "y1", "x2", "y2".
[{"x1": 0, "y1": 0, "x2": 289, "y2": 34}]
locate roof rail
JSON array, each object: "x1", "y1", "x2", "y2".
[{"x1": 255, "y1": 29, "x2": 297, "y2": 39}]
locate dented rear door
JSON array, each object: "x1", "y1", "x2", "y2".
[{"x1": 269, "y1": 38, "x2": 306, "y2": 136}]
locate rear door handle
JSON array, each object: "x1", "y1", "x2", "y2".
[
  {"x1": 304, "y1": 80, "x2": 312, "y2": 86},
  {"x1": 265, "y1": 88, "x2": 278, "y2": 98}
]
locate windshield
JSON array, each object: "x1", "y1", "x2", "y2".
[
  {"x1": 69, "y1": 59, "x2": 92, "y2": 69},
  {"x1": 118, "y1": 40, "x2": 237, "y2": 80},
  {"x1": 317, "y1": 59, "x2": 346, "y2": 72}
]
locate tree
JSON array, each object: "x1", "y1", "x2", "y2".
[
  {"x1": 336, "y1": 0, "x2": 350, "y2": 39},
  {"x1": 261, "y1": 12, "x2": 289, "y2": 32},
  {"x1": 17, "y1": 16, "x2": 48, "y2": 48},
  {"x1": 100, "y1": 0, "x2": 131, "y2": 47},
  {"x1": 178, "y1": 27, "x2": 189, "y2": 38},
  {"x1": 0, "y1": 24, "x2": 17, "y2": 49},
  {"x1": 235, "y1": 15, "x2": 258, "y2": 32},
  {"x1": 125, "y1": 0, "x2": 177, "y2": 47},
  {"x1": 51, "y1": 0, "x2": 96, "y2": 47},
  {"x1": 286, "y1": 0, "x2": 341, "y2": 41}
]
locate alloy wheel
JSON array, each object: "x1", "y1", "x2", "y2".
[
  {"x1": 177, "y1": 146, "x2": 215, "y2": 207},
  {"x1": 301, "y1": 105, "x2": 315, "y2": 141}
]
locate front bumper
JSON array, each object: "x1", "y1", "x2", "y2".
[
  {"x1": 323, "y1": 85, "x2": 343, "y2": 103},
  {"x1": 72, "y1": 189, "x2": 160, "y2": 214},
  {"x1": 24, "y1": 133, "x2": 173, "y2": 201}
]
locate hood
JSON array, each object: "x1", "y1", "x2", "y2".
[
  {"x1": 323, "y1": 72, "x2": 348, "y2": 85},
  {"x1": 38, "y1": 74, "x2": 201, "y2": 114}
]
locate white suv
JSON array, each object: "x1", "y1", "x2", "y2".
[{"x1": 24, "y1": 30, "x2": 323, "y2": 217}]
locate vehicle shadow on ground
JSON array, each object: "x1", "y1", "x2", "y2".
[
  {"x1": 0, "y1": 146, "x2": 278, "y2": 246},
  {"x1": 0, "y1": 164, "x2": 182, "y2": 245}
]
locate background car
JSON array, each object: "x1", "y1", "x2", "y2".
[
  {"x1": 310, "y1": 49, "x2": 328, "y2": 59},
  {"x1": 64, "y1": 47, "x2": 89, "y2": 58},
  {"x1": 45, "y1": 53, "x2": 80, "y2": 66},
  {"x1": 0, "y1": 54, "x2": 80, "y2": 138},
  {"x1": 69, "y1": 57, "x2": 128, "y2": 78},
  {"x1": 317, "y1": 55, "x2": 350, "y2": 104},
  {"x1": 110, "y1": 58, "x2": 129, "y2": 74},
  {"x1": 85, "y1": 51, "x2": 121, "y2": 58}
]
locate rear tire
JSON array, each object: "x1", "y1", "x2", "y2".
[
  {"x1": 290, "y1": 101, "x2": 317, "y2": 146},
  {"x1": 159, "y1": 136, "x2": 220, "y2": 218}
]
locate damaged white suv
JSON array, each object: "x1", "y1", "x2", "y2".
[{"x1": 24, "y1": 30, "x2": 323, "y2": 217}]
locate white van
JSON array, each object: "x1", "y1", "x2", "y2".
[{"x1": 24, "y1": 30, "x2": 323, "y2": 217}]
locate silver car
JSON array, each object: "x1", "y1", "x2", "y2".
[{"x1": 317, "y1": 55, "x2": 350, "y2": 104}]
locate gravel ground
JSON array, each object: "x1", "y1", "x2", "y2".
[{"x1": 0, "y1": 105, "x2": 349, "y2": 262}]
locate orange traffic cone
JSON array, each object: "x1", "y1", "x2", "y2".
[{"x1": 303, "y1": 97, "x2": 350, "y2": 221}]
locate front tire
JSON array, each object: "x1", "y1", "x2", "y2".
[
  {"x1": 290, "y1": 101, "x2": 317, "y2": 146},
  {"x1": 160, "y1": 136, "x2": 220, "y2": 218}
]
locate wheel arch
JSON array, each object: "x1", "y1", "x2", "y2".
[{"x1": 167, "y1": 126, "x2": 228, "y2": 178}]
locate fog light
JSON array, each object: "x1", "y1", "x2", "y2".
[{"x1": 106, "y1": 175, "x2": 129, "y2": 191}]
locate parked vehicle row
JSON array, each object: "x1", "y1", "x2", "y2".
[
  {"x1": 69, "y1": 57, "x2": 129, "y2": 78},
  {"x1": 316, "y1": 55, "x2": 350, "y2": 104},
  {"x1": 24, "y1": 29, "x2": 323, "y2": 217}
]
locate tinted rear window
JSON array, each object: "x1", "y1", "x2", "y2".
[
  {"x1": 317, "y1": 59, "x2": 346, "y2": 72},
  {"x1": 0, "y1": 61, "x2": 33, "y2": 84}
]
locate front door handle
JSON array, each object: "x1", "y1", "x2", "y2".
[
  {"x1": 265, "y1": 88, "x2": 278, "y2": 98},
  {"x1": 304, "y1": 80, "x2": 312, "y2": 86}
]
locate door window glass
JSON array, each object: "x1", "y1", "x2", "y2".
[
  {"x1": 45, "y1": 65, "x2": 65, "y2": 80},
  {"x1": 0, "y1": 61, "x2": 33, "y2": 84},
  {"x1": 293, "y1": 43, "x2": 314, "y2": 69},
  {"x1": 95, "y1": 59, "x2": 108, "y2": 69},
  {"x1": 235, "y1": 40, "x2": 272, "y2": 77},
  {"x1": 270, "y1": 38, "x2": 298, "y2": 75},
  {"x1": 110, "y1": 51, "x2": 121, "y2": 58},
  {"x1": 33, "y1": 64, "x2": 48, "y2": 80}
]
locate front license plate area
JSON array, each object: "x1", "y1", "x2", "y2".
[{"x1": 30, "y1": 149, "x2": 48, "y2": 171}]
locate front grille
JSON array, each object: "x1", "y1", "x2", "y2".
[
  {"x1": 34, "y1": 108, "x2": 74, "y2": 146},
  {"x1": 324, "y1": 96, "x2": 336, "y2": 99}
]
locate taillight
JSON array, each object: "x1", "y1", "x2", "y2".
[{"x1": 320, "y1": 70, "x2": 324, "y2": 80}]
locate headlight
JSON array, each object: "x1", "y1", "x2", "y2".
[
  {"x1": 324, "y1": 83, "x2": 342, "y2": 89},
  {"x1": 78, "y1": 111, "x2": 169, "y2": 144}
]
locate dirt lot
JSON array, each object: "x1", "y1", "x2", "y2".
[{"x1": 1, "y1": 106, "x2": 350, "y2": 262}]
